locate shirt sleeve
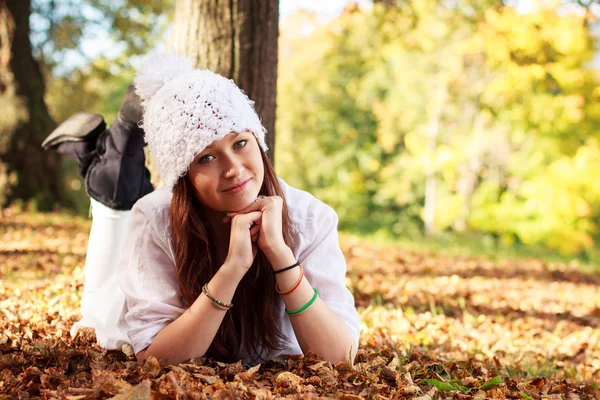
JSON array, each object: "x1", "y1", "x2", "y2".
[
  {"x1": 296, "y1": 201, "x2": 361, "y2": 351},
  {"x1": 117, "y1": 203, "x2": 185, "y2": 355}
]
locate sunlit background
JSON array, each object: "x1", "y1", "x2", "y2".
[{"x1": 26, "y1": 0, "x2": 600, "y2": 262}]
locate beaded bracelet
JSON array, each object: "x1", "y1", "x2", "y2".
[
  {"x1": 202, "y1": 283, "x2": 233, "y2": 310},
  {"x1": 285, "y1": 288, "x2": 318, "y2": 316},
  {"x1": 276, "y1": 264, "x2": 304, "y2": 295}
]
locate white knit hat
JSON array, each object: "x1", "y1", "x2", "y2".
[{"x1": 134, "y1": 53, "x2": 268, "y2": 188}]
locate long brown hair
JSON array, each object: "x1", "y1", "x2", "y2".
[{"x1": 169, "y1": 146, "x2": 293, "y2": 362}]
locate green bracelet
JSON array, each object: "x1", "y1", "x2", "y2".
[{"x1": 285, "y1": 288, "x2": 318, "y2": 316}]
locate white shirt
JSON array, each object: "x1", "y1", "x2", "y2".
[{"x1": 109, "y1": 179, "x2": 360, "y2": 365}]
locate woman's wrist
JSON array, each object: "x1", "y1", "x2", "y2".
[
  {"x1": 218, "y1": 260, "x2": 247, "y2": 283},
  {"x1": 265, "y1": 244, "x2": 296, "y2": 271}
]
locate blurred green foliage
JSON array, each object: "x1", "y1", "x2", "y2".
[{"x1": 276, "y1": 2, "x2": 600, "y2": 256}]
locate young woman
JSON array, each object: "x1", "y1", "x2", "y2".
[{"x1": 44, "y1": 54, "x2": 360, "y2": 367}]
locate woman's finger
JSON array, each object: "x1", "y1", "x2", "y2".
[
  {"x1": 227, "y1": 196, "x2": 269, "y2": 218},
  {"x1": 231, "y1": 211, "x2": 262, "y2": 228},
  {"x1": 250, "y1": 221, "x2": 261, "y2": 236}
]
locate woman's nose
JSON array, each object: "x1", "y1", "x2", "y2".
[{"x1": 223, "y1": 157, "x2": 245, "y2": 179}]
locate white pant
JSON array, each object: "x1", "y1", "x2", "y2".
[{"x1": 70, "y1": 198, "x2": 130, "y2": 349}]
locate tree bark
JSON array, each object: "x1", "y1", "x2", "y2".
[
  {"x1": 0, "y1": 0, "x2": 60, "y2": 209},
  {"x1": 423, "y1": 80, "x2": 448, "y2": 236},
  {"x1": 453, "y1": 110, "x2": 484, "y2": 233},
  {"x1": 171, "y1": 0, "x2": 279, "y2": 164}
]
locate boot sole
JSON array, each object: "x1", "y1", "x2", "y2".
[{"x1": 42, "y1": 112, "x2": 106, "y2": 149}]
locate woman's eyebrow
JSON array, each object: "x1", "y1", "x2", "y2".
[{"x1": 205, "y1": 132, "x2": 243, "y2": 149}]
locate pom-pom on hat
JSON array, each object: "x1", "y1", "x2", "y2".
[{"x1": 134, "y1": 53, "x2": 268, "y2": 188}]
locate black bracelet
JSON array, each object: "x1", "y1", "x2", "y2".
[{"x1": 273, "y1": 261, "x2": 300, "y2": 275}]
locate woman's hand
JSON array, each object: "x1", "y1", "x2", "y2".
[
  {"x1": 223, "y1": 211, "x2": 263, "y2": 277},
  {"x1": 226, "y1": 196, "x2": 288, "y2": 260}
]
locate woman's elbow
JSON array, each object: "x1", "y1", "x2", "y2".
[
  {"x1": 136, "y1": 347, "x2": 201, "y2": 367},
  {"x1": 321, "y1": 343, "x2": 358, "y2": 365},
  {"x1": 341, "y1": 343, "x2": 358, "y2": 365},
  {"x1": 136, "y1": 349, "x2": 148, "y2": 364}
]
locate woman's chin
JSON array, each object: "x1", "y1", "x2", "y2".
[{"x1": 225, "y1": 193, "x2": 260, "y2": 212}]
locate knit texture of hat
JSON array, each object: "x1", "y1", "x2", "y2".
[{"x1": 134, "y1": 53, "x2": 268, "y2": 188}]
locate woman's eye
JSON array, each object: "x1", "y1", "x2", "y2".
[
  {"x1": 234, "y1": 139, "x2": 248, "y2": 149},
  {"x1": 199, "y1": 155, "x2": 214, "y2": 164}
]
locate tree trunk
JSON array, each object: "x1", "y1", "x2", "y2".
[
  {"x1": 423, "y1": 80, "x2": 448, "y2": 236},
  {"x1": 453, "y1": 111, "x2": 485, "y2": 232},
  {"x1": 0, "y1": 0, "x2": 60, "y2": 210},
  {"x1": 423, "y1": 119, "x2": 438, "y2": 237},
  {"x1": 171, "y1": 0, "x2": 279, "y2": 164}
]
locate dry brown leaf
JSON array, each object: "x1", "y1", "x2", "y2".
[
  {"x1": 93, "y1": 369, "x2": 132, "y2": 395},
  {"x1": 235, "y1": 363, "x2": 261, "y2": 382},
  {"x1": 372, "y1": 395, "x2": 390, "y2": 400},
  {"x1": 274, "y1": 371, "x2": 303, "y2": 389},
  {"x1": 387, "y1": 356, "x2": 401, "y2": 369},
  {"x1": 398, "y1": 383, "x2": 421, "y2": 395},
  {"x1": 307, "y1": 361, "x2": 327, "y2": 371},
  {"x1": 110, "y1": 380, "x2": 151, "y2": 400},
  {"x1": 193, "y1": 373, "x2": 217, "y2": 385},
  {"x1": 336, "y1": 394, "x2": 363, "y2": 400},
  {"x1": 411, "y1": 387, "x2": 438, "y2": 400},
  {"x1": 248, "y1": 387, "x2": 273, "y2": 400},
  {"x1": 218, "y1": 360, "x2": 244, "y2": 380},
  {"x1": 140, "y1": 356, "x2": 162, "y2": 378},
  {"x1": 461, "y1": 376, "x2": 482, "y2": 387}
]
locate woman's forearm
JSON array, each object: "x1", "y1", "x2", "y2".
[
  {"x1": 268, "y1": 246, "x2": 358, "y2": 364},
  {"x1": 289, "y1": 295, "x2": 358, "y2": 364},
  {"x1": 136, "y1": 264, "x2": 244, "y2": 365}
]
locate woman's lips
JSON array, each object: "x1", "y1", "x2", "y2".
[{"x1": 224, "y1": 179, "x2": 250, "y2": 193}]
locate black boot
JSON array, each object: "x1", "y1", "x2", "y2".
[
  {"x1": 41, "y1": 113, "x2": 106, "y2": 177},
  {"x1": 85, "y1": 86, "x2": 154, "y2": 210},
  {"x1": 42, "y1": 86, "x2": 153, "y2": 210}
]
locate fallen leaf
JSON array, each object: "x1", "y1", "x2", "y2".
[
  {"x1": 140, "y1": 356, "x2": 162, "y2": 378},
  {"x1": 110, "y1": 380, "x2": 151, "y2": 400},
  {"x1": 274, "y1": 371, "x2": 303, "y2": 389},
  {"x1": 193, "y1": 373, "x2": 217, "y2": 384}
]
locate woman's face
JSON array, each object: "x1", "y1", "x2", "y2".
[{"x1": 187, "y1": 131, "x2": 265, "y2": 213}]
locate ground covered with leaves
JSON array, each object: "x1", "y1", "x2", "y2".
[{"x1": 1, "y1": 209, "x2": 599, "y2": 399}]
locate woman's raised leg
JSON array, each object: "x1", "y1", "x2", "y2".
[
  {"x1": 43, "y1": 86, "x2": 153, "y2": 349},
  {"x1": 70, "y1": 198, "x2": 131, "y2": 348}
]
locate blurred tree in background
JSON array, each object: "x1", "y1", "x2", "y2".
[
  {"x1": 276, "y1": 0, "x2": 600, "y2": 256},
  {"x1": 0, "y1": 0, "x2": 171, "y2": 212},
  {"x1": 36, "y1": 0, "x2": 171, "y2": 122},
  {"x1": 0, "y1": 0, "x2": 61, "y2": 210},
  {"x1": 170, "y1": 0, "x2": 279, "y2": 162}
]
